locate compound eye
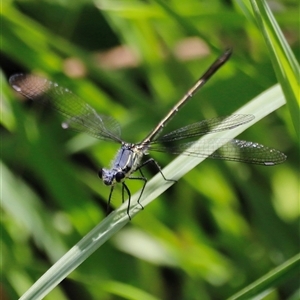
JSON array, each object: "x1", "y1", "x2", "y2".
[
  {"x1": 98, "y1": 168, "x2": 104, "y2": 179},
  {"x1": 115, "y1": 172, "x2": 125, "y2": 182}
]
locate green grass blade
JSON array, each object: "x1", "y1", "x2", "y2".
[
  {"x1": 228, "y1": 253, "x2": 300, "y2": 300},
  {"x1": 19, "y1": 84, "x2": 285, "y2": 300},
  {"x1": 248, "y1": 0, "x2": 299, "y2": 140}
]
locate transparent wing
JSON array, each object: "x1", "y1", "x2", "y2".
[
  {"x1": 9, "y1": 74, "x2": 122, "y2": 143},
  {"x1": 154, "y1": 114, "x2": 254, "y2": 143},
  {"x1": 149, "y1": 139, "x2": 287, "y2": 165}
]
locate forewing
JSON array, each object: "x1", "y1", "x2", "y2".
[
  {"x1": 9, "y1": 74, "x2": 122, "y2": 142},
  {"x1": 155, "y1": 114, "x2": 254, "y2": 143}
]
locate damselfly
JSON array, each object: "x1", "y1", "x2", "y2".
[{"x1": 9, "y1": 49, "x2": 286, "y2": 218}]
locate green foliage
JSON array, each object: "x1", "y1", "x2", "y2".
[{"x1": 1, "y1": 0, "x2": 299, "y2": 299}]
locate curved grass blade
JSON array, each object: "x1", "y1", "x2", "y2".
[
  {"x1": 19, "y1": 83, "x2": 285, "y2": 300},
  {"x1": 228, "y1": 253, "x2": 300, "y2": 300},
  {"x1": 248, "y1": 0, "x2": 299, "y2": 139}
]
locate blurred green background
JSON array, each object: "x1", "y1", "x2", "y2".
[{"x1": 1, "y1": 0, "x2": 299, "y2": 299}]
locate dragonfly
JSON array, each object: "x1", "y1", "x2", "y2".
[{"x1": 9, "y1": 49, "x2": 286, "y2": 218}]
